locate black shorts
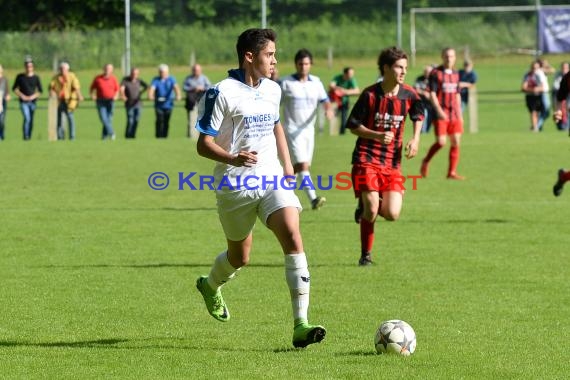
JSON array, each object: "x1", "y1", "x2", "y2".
[{"x1": 525, "y1": 95, "x2": 543, "y2": 112}]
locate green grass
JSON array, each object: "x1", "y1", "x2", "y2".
[{"x1": 1, "y1": 58, "x2": 570, "y2": 379}]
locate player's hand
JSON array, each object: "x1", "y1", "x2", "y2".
[
  {"x1": 405, "y1": 138, "x2": 419, "y2": 159},
  {"x1": 229, "y1": 151, "x2": 257, "y2": 167},
  {"x1": 553, "y1": 110, "x2": 563, "y2": 123},
  {"x1": 380, "y1": 131, "x2": 394, "y2": 144}
]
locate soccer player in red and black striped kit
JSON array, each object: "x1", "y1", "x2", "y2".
[
  {"x1": 553, "y1": 69, "x2": 570, "y2": 196},
  {"x1": 347, "y1": 47, "x2": 423, "y2": 266},
  {"x1": 420, "y1": 47, "x2": 465, "y2": 180}
]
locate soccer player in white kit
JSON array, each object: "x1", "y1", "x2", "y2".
[
  {"x1": 194, "y1": 29, "x2": 326, "y2": 348},
  {"x1": 281, "y1": 49, "x2": 334, "y2": 210}
]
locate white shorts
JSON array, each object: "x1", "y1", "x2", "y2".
[
  {"x1": 285, "y1": 126, "x2": 314, "y2": 165},
  {"x1": 216, "y1": 182, "x2": 302, "y2": 241}
]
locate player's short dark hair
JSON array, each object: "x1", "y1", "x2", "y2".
[
  {"x1": 343, "y1": 67, "x2": 352, "y2": 75},
  {"x1": 236, "y1": 28, "x2": 277, "y2": 67},
  {"x1": 377, "y1": 46, "x2": 408, "y2": 76},
  {"x1": 294, "y1": 49, "x2": 313, "y2": 64}
]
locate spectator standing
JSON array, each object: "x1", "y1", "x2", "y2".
[
  {"x1": 183, "y1": 63, "x2": 210, "y2": 139},
  {"x1": 521, "y1": 61, "x2": 545, "y2": 133},
  {"x1": 49, "y1": 62, "x2": 83, "y2": 140},
  {"x1": 0, "y1": 64, "x2": 9, "y2": 140},
  {"x1": 458, "y1": 59, "x2": 478, "y2": 113},
  {"x1": 329, "y1": 67, "x2": 360, "y2": 135},
  {"x1": 552, "y1": 62, "x2": 569, "y2": 131},
  {"x1": 149, "y1": 64, "x2": 181, "y2": 138},
  {"x1": 12, "y1": 57, "x2": 43, "y2": 140},
  {"x1": 90, "y1": 64, "x2": 120, "y2": 140},
  {"x1": 120, "y1": 67, "x2": 148, "y2": 138},
  {"x1": 414, "y1": 64, "x2": 434, "y2": 133}
]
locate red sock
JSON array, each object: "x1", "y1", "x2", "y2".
[
  {"x1": 562, "y1": 170, "x2": 570, "y2": 182},
  {"x1": 423, "y1": 142, "x2": 443, "y2": 163},
  {"x1": 360, "y1": 218, "x2": 375, "y2": 254},
  {"x1": 448, "y1": 146, "x2": 460, "y2": 175}
]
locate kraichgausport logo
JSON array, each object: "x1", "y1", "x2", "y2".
[{"x1": 147, "y1": 172, "x2": 422, "y2": 191}]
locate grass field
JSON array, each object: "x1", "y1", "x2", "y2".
[{"x1": 1, "y1": 57, "x2": 570, "y2": 379}]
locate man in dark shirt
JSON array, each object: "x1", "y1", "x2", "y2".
[
  {"x1": 12, "y1": 58, "x2": 43, "y2": 140},
  {"x1": 120, "y1": 67, "x2": 148, "y2": 138}
]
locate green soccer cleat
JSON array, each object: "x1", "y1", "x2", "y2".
[
  {"x1": 196, "y1": 276, "x2": 230, "y2": 322},
  {"x1": 292, "y1": 322, "x2": 326, "y2": 348}
]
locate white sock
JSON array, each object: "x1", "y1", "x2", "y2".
[
  {"x1": 207, "y1": 251, "x2": 238, "y2": 291},
  {"x1": 298, "y1": 171, "x2": 317, "y2": 202},
  {"x1": 284, "y1": 253, "x2": 310, "y2": 324}
]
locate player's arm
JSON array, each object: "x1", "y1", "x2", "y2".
[
  {"x1": 323, "y1": 100, "x2": 334, "y2": 120},
  {"x1": 274, "y1": 122, "x2": 294, "y2": 177},
  {"x1": 405, "y1": 119, "x2": 422, "y2": 159},
  {"x1": 349, "y1": 124, "x2": 394, "y2": 145},
  {"x1": 429, "y1": 90, "x2": 447, "y2": 120},
  {"x1": 456, "y1": 92, "x2": 463, "y2": 121},
  {"x1": 405, "y1": 98, "x2": 423, "y2": 159},
  {"x1": 197, "y1": 134, "x2": 257, "y2": 167}
]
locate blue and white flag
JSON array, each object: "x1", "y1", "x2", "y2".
[{"x1": 539, "y1": 8, "x2": 570, "y2": 53}]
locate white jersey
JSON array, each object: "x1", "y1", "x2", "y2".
[
  {"x1": 196, "y1": 69, "x2": 283, "y2": 189},
  {"x1": 280, "y1": 74, "x2": 329, "y2": 133}
]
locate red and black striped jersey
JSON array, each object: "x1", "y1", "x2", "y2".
[
  {"x1": 347, "y1": 82, "x2": 424, "y2": 169},
  {"x1": 428, "y1": 65, "x2": 461, "y2": 120}
]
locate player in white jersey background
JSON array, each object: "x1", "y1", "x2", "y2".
[
  {"x1": 194, "y1": 28, "x2": 326, "y2": 348},
  {"x1": 280, "y1": 48, "x2": 334, "y2": 210}
]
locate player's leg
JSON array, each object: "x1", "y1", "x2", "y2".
[
  {"x1": 295, "y1": 162, "x2": 325, "y2": 210},
  {"x1": 447, "y1": 126, "x2": 465, "y2": 180},
  {"x1": 197, "y1": 192, "x2": 257, "y2": 322},
  {"x1": 290, "y1": 128, "x2": 325, "y2": 210},
  {"x1": 421, "y1": 120, "x2": 447, "y2": 177},
  {"x1": 553, "y1": 168, "x2": 570, "y2": 196},
  {"x1": 196, "y1": 236, "x2": 251, "y2": 323},
  {"x1": 379, "y1": 190, "x2": 403, "y2": 221},
  {"x1": 359, "y1": 190, "x2": 381, "y2": 266},
  {"x1": 263, "y1": 188, "x2": 325, "y2": 348}
]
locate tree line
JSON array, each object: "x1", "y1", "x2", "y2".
[{"x1": 0, "y1": 0, "x2": 557, "y2": 31}]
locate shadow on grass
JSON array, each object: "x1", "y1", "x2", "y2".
[
  {"x1": 336, "y1": 350, "x2": 377, "y2": 356},
  {"x1": 31, "y1": 263, "x2": 297, "y2": 269},
  {"x1": 0, "y1": 338, "x2": 130, "y2": 348},
  {"x1": 406, "y1": 218, "x2": 511, "y2": 224},
  {"x1": 0, "y1": 338, "x2": 276, "y2": 352}
]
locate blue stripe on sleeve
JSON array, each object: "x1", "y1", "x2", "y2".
[{"x1": 196, "y1": 87, "x2": 220, "y2": 136}]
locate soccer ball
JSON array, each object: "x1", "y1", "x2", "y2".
[{"x1": 374, "y1": 319, "x2": 416, "y2": 356}]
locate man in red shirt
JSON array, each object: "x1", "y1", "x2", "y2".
[
  {"x1": 348, "y1": 46, "x2": 423, "y2": 266},
  {"x1": 420, "y1": 47, "x2": 465, "y2": 180},
  {"x1": 90, "y1": 63, "x2": 119, "y2": 140}
]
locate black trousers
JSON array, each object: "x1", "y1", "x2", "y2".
[{"x1": 155, "y1": 108, "x2": 172, "y2": 138}]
